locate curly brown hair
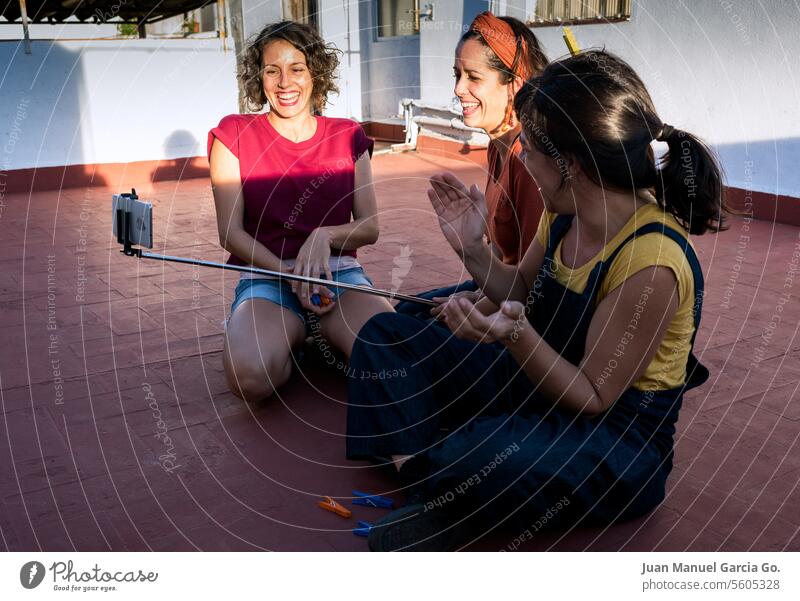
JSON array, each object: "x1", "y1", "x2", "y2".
[{"x1": 239, "y1": 21, "x2": 341, "y2": 114}]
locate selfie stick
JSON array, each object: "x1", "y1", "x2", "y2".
[{"x1": 115, "y1": 192, "x2": 436, "y2": 308}]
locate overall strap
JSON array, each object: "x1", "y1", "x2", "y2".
[
  {"x1": 544, "y1": 214, "x2": 574, "y2": 258},
  {"x1": 591, "y1": 222, "x2": 708, "y2": 388},
  {"x1": 596, "y1": 223, "x2": 703, "y2": 336}
]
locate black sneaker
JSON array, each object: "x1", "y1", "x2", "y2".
[{"x1": 367, "y1": 503, "x2": 466, "y2": 552}]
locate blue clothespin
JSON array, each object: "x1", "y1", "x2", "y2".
[
  {"x1": 353, "y1": 520, "x2": 372, "y2": 537},
  {"x1": 311, "y1": 293, "x2": 332, "y2": 307},
  {"x1": 352, "y1": 490, "x2": 394, "y2": 509}
]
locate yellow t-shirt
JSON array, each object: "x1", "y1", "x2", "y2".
[{"x1": 534, "y1": 200, "x2": 696, "y2": 391}]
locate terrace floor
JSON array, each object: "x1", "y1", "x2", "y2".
[{"x1": 1, "y1": 150, "x2": 799, "y2": 551}]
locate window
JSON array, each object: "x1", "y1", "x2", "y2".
[
  {"x1": 529, "y1": 0, "x2": 631, "y2": 26},
  {"x1": 377, "y1": 0, "x2": 419, "y2": 38}
]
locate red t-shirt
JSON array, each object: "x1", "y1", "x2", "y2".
[
  {"x1": 207, "y1": 114, "x2": 374, "y2": 266},
  {"x1": 485, "y1": 133, "x2": 544, "y2": 264}
]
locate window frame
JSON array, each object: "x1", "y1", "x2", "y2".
[
  {"x1": 374, "y1": 0, "x2": 420, "y2": 42},
  {"x1": 527, "y1": 0, "x2": 632, "y2": 28}
]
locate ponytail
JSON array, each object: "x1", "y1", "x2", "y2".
[{"x1": 655, "y1": 126, "x2": 726, "y2": 234}]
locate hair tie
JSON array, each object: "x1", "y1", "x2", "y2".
[{"x1": 657, "y1": 124, "x2": 675, "y2": 141}]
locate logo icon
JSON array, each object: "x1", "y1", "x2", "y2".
[
  {"x1": 20, "y1": 561, "x2": 46, "y2": 589},
  {"x1": 390, "y1": 244, "x2": 413, "y2": 293}
]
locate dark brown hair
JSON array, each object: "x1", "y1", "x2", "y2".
[
  {"x1": 458, "y1": 16, "x2": 548, "y2": 82},
  {"x1": 514, "y1": 50, "x2": 728, "y2": 234},
  {"x1": 240, "y1": 21, "x2": 340, "y2": 114}
]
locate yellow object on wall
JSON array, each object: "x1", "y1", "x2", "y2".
[{"x1": 562, "y1": 27, "x2": 580, "y2": 55}]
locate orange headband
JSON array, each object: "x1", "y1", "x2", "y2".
[{"x1": 469, "y1": 11, "x2": 530, "y2": 130}]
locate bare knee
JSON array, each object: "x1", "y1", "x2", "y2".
[{"x1": 224, "y1": 352, "x2": 293, "y2": 402}]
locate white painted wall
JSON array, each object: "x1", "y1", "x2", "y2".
[
  {"x1": 241, "y1": 0, "x2": 284, "y2": 39},
  {"x1": 318, "y1": 0, "x2": 363, "y2": 120},
  {"x1": 356, "y1": 0, "x2": 420, "y2": 121},
  {"x1": 0, "y1": 20, "x2": 119, "y2": 40},
  {"x1": 0, "y1": 38, "x2": 238, "y2": 170},
  {"x1": 525, "y1": 0, "x2": 800, "y2": 197},
  {"x1": 5, "y1": 0, "x2": 796, "y2": 202},
  {"x1": 419, "y1": 0, "x2": 488, "y2": 107}
]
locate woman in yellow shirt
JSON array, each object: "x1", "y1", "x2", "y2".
[{"x1": 346, "y1": 50, "x2": 727, "y2": 551}]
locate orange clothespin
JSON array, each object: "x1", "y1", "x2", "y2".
[
  {"x1": 318, "y1": 496, "x2": 352, "y2": 518},
  {"x1": 311, "y1": 293, "x2": 333, "y2": 307}
]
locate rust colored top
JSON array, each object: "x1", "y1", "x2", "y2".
[{"x1": 484, "y1": 131, "x2": 545, "y2": 264}]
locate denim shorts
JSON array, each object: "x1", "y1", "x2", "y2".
[{"x1": 229, "y1": 267, "x2": 374, "y2": 327}]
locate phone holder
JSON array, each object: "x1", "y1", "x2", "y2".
[{"x1": 115, "y1": 189, "x2": 142, "y2": 257}]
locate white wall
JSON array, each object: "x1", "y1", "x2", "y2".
[
  {"x1": 526, "y1": 0, "x2": 800, "y2": 198},
  {"x1": 419, "y1": 0, "x2": 489, "y2": 107},
  {"x1": 241, "y1": 0, "x2": 284, "y2": 39},
  {"x1": 357, "y1": 0, "x2": 420, "y2": 121},
  {"x1": 0, "y1": 38, "x2": 238, "y2": 170},
  {"x1": 0, "y1": 20, "x2": 119, "y2": 40},
  {"x1": 318, "y1": 0, "x2": 363, "y2": 120}
]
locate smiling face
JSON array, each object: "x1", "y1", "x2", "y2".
[
  {"x1": 453, "y1": 38, "x2": 511, "y2": 135},
  {"x1": 261, "y1": 39, "x2": 314, "y2": 119}
]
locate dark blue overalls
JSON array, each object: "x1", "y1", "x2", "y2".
[{"x1": 347, "y1": 214, "x2": 708, "y2": 531}]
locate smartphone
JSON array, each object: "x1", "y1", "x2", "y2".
[{"x1": 112, "y1": 193, "x2": 153, "y2": 249}]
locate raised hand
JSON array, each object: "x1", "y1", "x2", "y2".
[{"x1": 427, "y1": 172, "x2": 488, "y2": 257}]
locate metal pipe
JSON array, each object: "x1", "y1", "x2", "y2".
[
  {"x1": 399, "y1": 98, "x2": 485, "y2": 150},
  {"x1": 134, "y1": 251, "x2": 437, "y2": 307},
  {"x1": 412, "y1": 115, "x2": 484, "y2": 133}
]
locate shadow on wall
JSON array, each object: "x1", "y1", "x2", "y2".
[
  {"x1": 1, "y1": 40, "x2": 108, "y2": 194},
  {"x1": 149, "y1": 130, "x2": 209, "y2": 183}
]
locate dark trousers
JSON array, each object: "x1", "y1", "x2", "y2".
[{"x1": 347, "y1": 313, "x2": 673, "y2": 533}]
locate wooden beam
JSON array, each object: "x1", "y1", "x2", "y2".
[
  {"x1": 227, "y1": 0, "x2": 247, "y2": 113},
  {"x1": 18, "y1": 0, "x2": 31, "y2": 54},
  {"x1": 217, "y1": 0, "x2": 228, "y2": 51}
]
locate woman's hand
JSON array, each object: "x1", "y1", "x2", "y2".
[
  {"x1": 427, "y1": 172, "x2": 488, "y2": 258},
  {"x1": 291, "y1": 228, "x2": 337, "y2": 315},
  {"x1": 440, "y1": 296, "x2": 527, "y2": 343},
  {"x1": 430, "y1": 289, "x2": 482, "y2": 320}
]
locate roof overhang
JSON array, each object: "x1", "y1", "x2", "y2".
[{"x1": 1, "y1": 0, "x2": 215, "y2": 25}]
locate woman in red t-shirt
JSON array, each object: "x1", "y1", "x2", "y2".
[
  {"x1": 208, "y1": 21, "x2": 392, "y2": 402},
  {"x1": 395, "y1": 12, "x2": 547, "y2": 317}
]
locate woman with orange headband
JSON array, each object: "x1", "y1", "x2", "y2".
[{"x1": 394, "y1": 12, "x2": 547, "y2": 316}]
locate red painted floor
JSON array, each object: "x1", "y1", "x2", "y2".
[{"x1": 1, "y1": 150, "x2": 799, "y2": 551}]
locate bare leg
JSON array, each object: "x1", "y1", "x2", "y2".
[
  {"x1": 319, "y1": 291, "x2": 394, "y2": 360},
  {"x1": 223, "y1": 299, "x2": 306, "y2": 401}
]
